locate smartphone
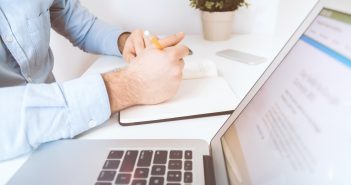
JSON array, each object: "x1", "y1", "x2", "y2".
[{"x1": 216, "y1": 49, "x2": 266, "y2": 65}]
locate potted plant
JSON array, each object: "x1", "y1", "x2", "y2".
[{"x1": 190, "y1": 0, "x2": 248, "y2": 41}]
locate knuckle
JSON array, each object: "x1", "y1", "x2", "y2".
[
  {"x1": 178, "y1": 45, "x2": 187, "y2": 54},
  {"x1": 168, "y1": 51, "x2": 178, "y2": 60},
  {"x1": 179, "y1": 59, "x2": 185, "y2": 68}
]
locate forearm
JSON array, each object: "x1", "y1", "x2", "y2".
[{"x1": 80, "y1": 19, "x2": 126, "y2": 55}]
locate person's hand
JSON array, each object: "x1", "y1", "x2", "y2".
[
  {"x1": 103, "y1": 43, "x2": 190, "y2": 113},
  {"x1": 120, "y1": 29, "x2": 185, "y2": 63}
]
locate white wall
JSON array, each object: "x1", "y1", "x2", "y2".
[{"x1": 51, "y1": 0, "x2": 317, "y2": 82}]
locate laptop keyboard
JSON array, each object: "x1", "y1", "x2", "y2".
[{"x1": 95, "y1": 150, "x2": 193, "y2": 185}]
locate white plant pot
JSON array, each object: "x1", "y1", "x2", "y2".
[{"x1": 201, "y1": 11, "x2": 235, "y2": 41}]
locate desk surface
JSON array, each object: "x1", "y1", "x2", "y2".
[{"x1": 0, "y1": 34, "x2": 285, "y2": 184}]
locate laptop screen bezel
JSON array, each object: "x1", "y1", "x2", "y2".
[{"x1": 208, "y1": 1, "x2": 351, "y2": 184}]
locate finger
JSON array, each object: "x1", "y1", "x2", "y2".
[
  {"x1": 133, "y1": 30, "x2": 146, "y2": 55},
  {"x1": 158, "y1": 32, "x2": 185, "y2": 48},
  {"x1": 143, "y1": 33, "x2": 151, "y2": 48},
  {"x1": 124, "y1": 52, "x2": 136, "y2": 63},
  {"x1": 167, "y1": 44, "x2": 190, "y2": 60},
  {"x1": 179, "y1": 59, "x2": 185, "y2": 69},
  {"x1": 174, "y1": 59, "x2": 185, "y2": 79},
  {"x1": 178, "y1": 59, "x2": 185, "y2": 72}
]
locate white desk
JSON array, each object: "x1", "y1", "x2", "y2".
[{"x1": 0, "y1": 34, "x2": 285, "y2": 185}]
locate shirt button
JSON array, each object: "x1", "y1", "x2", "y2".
[
  {"x1": 4, "y1": 35, "x2": 14, "y2": 43},
  {"x1": 88, "y1": 119, "x2": 97, "y2": 128}
]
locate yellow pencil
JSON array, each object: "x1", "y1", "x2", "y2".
[
  {"x1": 144, "y1": 30, "x2": 164, "y2": 49},
  {"x1": 144, "y1": 30, "x2": 193, "y2": 55}
]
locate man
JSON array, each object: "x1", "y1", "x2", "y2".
[{"x1": 0, "y1": 0, "x2": 189, "y2": 160}]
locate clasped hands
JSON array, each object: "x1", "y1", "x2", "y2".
[{"x1": 102, "y1": 30, "x2": 190, "y2": 113}]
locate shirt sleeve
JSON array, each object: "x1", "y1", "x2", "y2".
[
  {"x1": 0, "y1": 74, "x2": 111, "y2": 161},
  {"x1": 50, "y1": 0, "x2": 125, "y2": 56}
]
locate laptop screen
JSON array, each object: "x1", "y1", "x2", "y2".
[{"x1": 221, "y1": 8, "x2": 351, "y2": 185}]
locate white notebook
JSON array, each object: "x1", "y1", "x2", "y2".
[{"x1": 119, "y1": 59, "x2": 240, "y2": 125}]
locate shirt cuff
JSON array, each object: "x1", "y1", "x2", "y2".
[
  {"x1": 85, "y1": 18, "x2": 126, "y2": 56},
  {"x1": 62, "y1": 74, "x2": 111, "y2": 137}
]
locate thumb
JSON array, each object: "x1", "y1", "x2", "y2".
[{"x1": 158, "y1": 32, "x2": 185, "y2": 48}]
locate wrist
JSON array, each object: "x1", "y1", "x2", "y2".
[
  {"x1": 117, "y1": 32, "x2": 131, "y2": 54},
  {"x1": 102, "y1": 68, "x2": 141, "y2": 113}
]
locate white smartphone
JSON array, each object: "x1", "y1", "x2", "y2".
[{"x1": 216, "y1": 49, "x2": 266, "y2": 65}]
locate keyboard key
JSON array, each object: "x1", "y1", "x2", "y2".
[
  {"x1": 185, "y1": 151, "x2": 192, "y2": 159},
  {"x1": 166, "y1": 183, "x2": 180, "y2": 185},
  {"x1": 149, "y1": 177, "x2": 164, "y2": 185},
  {"x1": 95, "y1": 182, "x2": 112, "y2": 185},
  {"x1": 137, "y1": 150, "x2": 153, "y2": 167},
  {"x1": 131, "y1": 180, "x2": 147, "y2": 185},
  {"x1": 107, "y1": 150, "x2": 124, "y2": 159},
  {"x1": 184, "y1": 161, "x2": 192, "y2": 171},
  {"x1": 153, "y1": 151, "x2": 168, "y2": 164},
  {"x1": 170, "y1": 150, "x2": 183, "y2": 159},
  {"x1": 151, "y1": 165, "x2": 166, "y2": 175},
  {"x1": 134, "y1": 168, "x2": 149, "y2": 178},
  {"x1": 120, "y1": 150, "x2": 138, "y2": 172},
  {"x1": 168, "y1": 160, "x2": 182, "y2": 170},
  {"x1": 115, "y1": 173, "x2": 131, "y2": 184},
  {"x1": 103, "y1": 160, "x2": 120, "y2": 170},
  {"x1": 97, "y1": 171, "x2": 116, "y2": 181},
  {"x1": 184, "y1": 172, "x2": 193, "y2": 183},
  {"x1": 167, "y1": 171, "x2": 182, "y2": 182}
]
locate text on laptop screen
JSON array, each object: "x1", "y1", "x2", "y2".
[{"x1": 221, "y1": 9, "x2": 351, "y2": 185}]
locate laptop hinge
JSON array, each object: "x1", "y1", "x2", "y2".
[{"x1": 203, "y1": 155, "x2": 216, "y2": 185}]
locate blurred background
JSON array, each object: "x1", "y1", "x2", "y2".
[{"x1": 51, "y1": 0, "x2": 318, "y2": 82}]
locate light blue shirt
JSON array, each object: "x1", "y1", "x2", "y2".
[{"x1": 0, "y1": 0, "x2": 124, "y2": 160}]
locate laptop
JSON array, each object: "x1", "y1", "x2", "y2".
[{"x1": 7, "y1": 0, "x2": 351, "y2": 184}]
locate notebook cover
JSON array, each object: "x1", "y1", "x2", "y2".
[{"x1": 118, "y1": 77, "x2": 239, "y2": 126}]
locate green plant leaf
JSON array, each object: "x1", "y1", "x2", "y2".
[
  {"x1": 189, "y1": 0, "x2": 248, "y2": 12},
  {"x1": 205, "y1": 1, "x2": 215, "y2": 10}
]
